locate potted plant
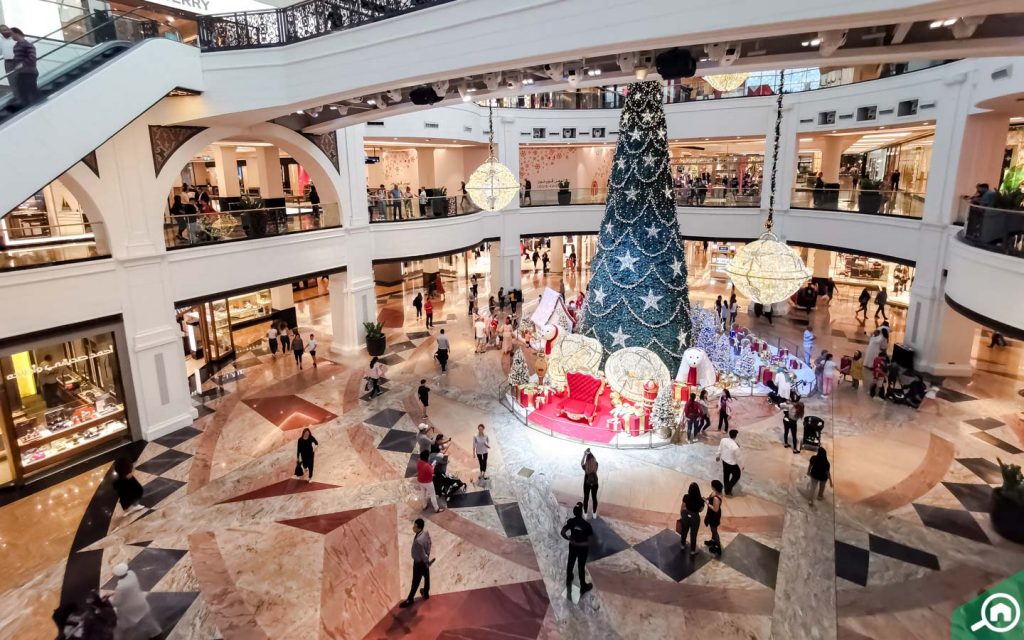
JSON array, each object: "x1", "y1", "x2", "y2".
[
  {"x1": 991, "y1": 458, "x2": 1024, "y2": 543},
  {"x1": 993, "y1": 165, "x2": 1024, "y2": 210},
  {"x1": 363, "y1": 321, "x2": 386, "y2": 356},
  {"x1": 430, "y1": 187, "x2": 448, "y2": 217},
  {"x1": 231, "y1": 195, "x2": 267, "y2": 238},
  {"x1": 557, "y1": 179, "x2": 572, "y2": 206},
  {"x1": 857, "y1": 177, "x2": 883, "y2": 214}
]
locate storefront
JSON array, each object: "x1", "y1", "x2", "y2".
[
  {"x1": 828, "y1": 252, "x2": 914, "y2": 307},
  {"x1": 0, "y1": 321, "x2": 136, "y2": 485}
]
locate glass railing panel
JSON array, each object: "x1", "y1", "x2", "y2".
[
  {"x1": 961, "y1": 205, "x2": 1024, "y2": 257},
  {"x1": 165, "y1": 204, "x2": 339, "y2": 248},
  {"x1": 0, "y1": 221, "x2": 108, "y2": 271},
  {"x1": 790, "y1": 186, "x2": 924, "y2": 218},
  {"x1": 368, "y1": 195, "x2": 466, "y2": 222}
]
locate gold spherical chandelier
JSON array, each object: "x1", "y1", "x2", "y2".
[
  {"x1": 726, "y1": 69, "x2": 811, "y2": 305},
  {"x1": 466, "y1": 102, "x2": 519, "y2": 212},
  {"x1": 703, "y1": 72, "x2": 749, "y2": 93}
]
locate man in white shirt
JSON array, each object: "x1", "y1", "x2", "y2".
[
  {"x1": 0, "y1": 25, "x2": 15, "y2": 75},
  {"x1": 474, "y1": 317, "x2": 487, "y2": 353},
  {"x1": 266, "y1": 325, "x2": 279, "y2": 357},
  {"x1": 716, "y1": 429, "x2": 741, "y2": 496},
  {"x1": 435, "y1": 329, "x2": 450, "y2": 372}
]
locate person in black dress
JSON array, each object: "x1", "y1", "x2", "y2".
[
  {"x1": 296, "y1": 428, "x2": 318, "y2": 482},
  {"x1": 680, "y1": 482, "x2": 704, "y2": 556},
  {"x1": 112, "y1": 457, "x2": 145, "y2": 515},
  {"x1": 704, "y1": 480, "x2": 723, "y2": 556}
]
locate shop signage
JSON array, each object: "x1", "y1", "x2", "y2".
[
  {"x1": 143, "y1": 0, "x2": 273, "y2": 16},
  {"x1": 5, "y1": 347, "x2": 114, "y2": 381}
]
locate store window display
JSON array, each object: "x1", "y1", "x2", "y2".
[
  {"x1": 0, "y1": 330, "x2": 132, "y2": 483},
  {"x1": 830, "y1": 253, "x2": 915, "y2": 306}
]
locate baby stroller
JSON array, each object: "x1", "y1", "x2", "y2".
[
  {"x1": 435, "y1": 471, "x2": 467, "y2": 499},
  {"x1": 801, "y1": 416, "x2": 825, "y2": 450}
]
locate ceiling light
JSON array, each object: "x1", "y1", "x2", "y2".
[
  {"x1": 810, "y1": 38, "x2": 821, "y2": 46},
  {"x1": 635, "y1": 68, "x2": 649, "y2": 80},
  {"x1": 366, "y1": 99, "x2": 375, "y2": 105},
  {"x1": 799, "y1": 138, "x2": 812, "y2": 142},
  {"x1": 831, "y1": 130, "x2": 838, "y2": 133},
  {"x1": 943, "y1": 18, "x2": 957, "y2": 26},
  {"x1": 929, "y1": 20, "x2": 943, "y2": 28},
  {"x1": 522, "y1": 77, "x2": 534, "y2": 85},
  {"x1": 166, "y1": 16, "x2": 175, "y2": 23}
]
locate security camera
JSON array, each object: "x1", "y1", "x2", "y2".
[
  {"x1": 431, "y1": 80, "x2": 449, "y2": 96},
  {"x1": 704, "y1": 42, "x2": 740, "y2": 66},
  {"x1": 567, "y1": 69, "x2": 578, "y2": 86},
  {"x1": 542, "y1": 62, "x2": 563, "y2": 80},
  {"x1": 483, "y1": 72, "x2": 503, "y2": 91},
  {"x1": 386, "y1": 88, "x2": 402, "y2": 102},
  {"x1": 504, "y1": 72, "x2": 522, "y2": 90}
]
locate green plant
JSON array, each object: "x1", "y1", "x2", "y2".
[
  {"x1": 993, "y1": 165, "x2": 1024, "y2": 210},
  {"x1": 362, "y1": 321, "x2": 384, "y2": 339},
  {"x1": 996, "y1": 458, "x2": 1024, "y2": 506},
  {"x1": 238, "y1": 194, "x2": 264, "y2": 211},
  {"x1": 859, "y1": 177, "x2": 883, "y2": 192},
  {"x1": 557, "y1": 179, "x2": 570, "y2": 191}
]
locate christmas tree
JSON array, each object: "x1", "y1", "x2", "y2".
[
  {"x1": 508, "y1": 348, "x2": 530, "y2": 387},
  {"x1": 650, "y1": 387, "x2": 677, "y2": 438},
  {"x1": 693, "y1": 305, "x2": 718, "y2": 355},
  {"x1": 578, "y1": 81, "x2": 692, "y2": 373},
  {"x1": 711, "y1": 332, "x2": 733, "y2": 373},
  {"x1": 733, "y1": 339, "x2": 758, "y2": 380}
]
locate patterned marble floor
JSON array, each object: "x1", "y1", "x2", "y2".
[{"x1": 1, "y1": 247, "x2": 1022, "y2": 640}]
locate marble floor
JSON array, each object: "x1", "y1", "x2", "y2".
[{"x1": 1, "y1": 247, "x2": 1022, "y2": 640}]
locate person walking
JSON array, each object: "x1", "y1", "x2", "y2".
[
  {"x1": 416, "y1": 450, "x2": 445, "y2": 513},
  {"x1": 500, "y1": 316, "x2": 514, "y2": 356},
  {"x1": 112, "y1": 458, "x2": 145, "y2": 517},
  {"x1": 560, "y1": 502, "x2": 594, "y2": 598},
  {"x1": 698, "y1": 388, "x2": 712, "y2": 433},
  {"x1": 717, "y1": 388, "x2": 733, "y2": 432},
  {"x1": 296, "y1": 428, "x2": 318, "y2": 482},
  {"x1": 266, "y1": 324, "x2": 279, "y2": 357},
  {"x1": 890, "y1": 169, "x2": 901, "y2": 192},
  {"x1": 0, "y1": 25, "x2": 15, "y2": 77},
  {"x1": 679, "y1": 482, "x2": 704, "y2": 556},
  {"x1": 460, "y1": 181, "x2": 470, "y2": 212},
  {"x1": 717, "y1": 429, "x2": 741, "y2": 496},
  {"x1": 435, "y1": 328, "x2": 450, "y2": 372},
  {"x1": 473, "y1": 424, "x2": 490, "y2": 481},
  {"x1": 416, "y1": 424, "x2": 434, "y2": 454},
  {"x1": 870, "y1": 351, "x2": 889, "y2": 399},
  {"x1": 802, "y1": 328, "x2": 815, "y2": 365},
  {"x1": 821, "y1": 353, "x2": 837, "y2": 397},
  {"x1": 806, "y1": 447, "x2": 833, "y2": 506},
  {"x1": 531, "y1": 250, "x2": 540, "y2": 272},
  {"x1": 719, "y1": 297, "x2": 730, "y2": 331},
  {"x1": 417, "y1": 379, "x2": 430, "y2": 419},
  {"x1": 399, "y1": 518, "x2": 435, "y2": 608},
  {"x1": 418, "y1": 186, "x2": 428, "y2": 217},
  {"x1": 307, "y1": 333, "x2": 318, "y2": 368},
  {"x1": 110, "y1": 563, "x2": 162, "y2": 640},
  {"x1": 684, "y1": 392, "x2": 702, "y2": 444},
  {"x1": 413, "y1": 292, "x2": 423, "y2": 320},
  {"x1": 781, "y1": 396, "x2": 802, "y2": 453},
  {"x1": 856, "y1": 287, "x2": 871, "y2": 320},
  {"x1": 278, "y1": 322, "x2": 291, "y2": 352},
  {"x1": 366, "y1": 356, "x2": 385, "y2": 398},
  {"x1": 523, "y1": 178, "x2": 532, "y2": 205},
  {"x1": 424, "y1": 297, "x2": 433, "y2": 328},
  {"x1": 542, "y1": 252, "x2": 550, "y2": 273},
  {"x1": 581, "y1": 449, "x2": 599, "y2": 518},
  {"x1": 874, "y1": 287, "x2": 889, "y2": 320},
  {"x1": 703, "y1": 480, "x2": 723, "y2": 556},
  {"x1": 403, "y1": 185, "x2": 414, "y2": 218},
  {"x1": 509, "y1": 289, "x2": 519, "y2": 314},
  {"x1": 849, "y1": 350, "x2": 864, "y2": 390},
  {"x1": 9, "y1": 28, "x2": 38, "y2": 107},
  {"x1": 291, "y1": 329, "x2": 305, "y2": 368}
]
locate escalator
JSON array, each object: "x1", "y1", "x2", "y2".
[{"x1": 0, "y1": 10, "x2": 202, "y2": 215}]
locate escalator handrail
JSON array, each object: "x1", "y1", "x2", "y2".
[{"x1": 0, "y1": 8, "x2": 161, "y2": 85}]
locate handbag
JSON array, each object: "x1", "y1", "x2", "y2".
[
  {"x1": 294, "y1": 461, "x2": 304, "y2": 477},
  {"x1": 674, "y1": 517, "x2": 683, "y2": 535}
]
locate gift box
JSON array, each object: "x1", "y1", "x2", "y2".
[
  {"x1": 624, "y1": 408, "x2": 650, "y2": 437},
  {"x1": 607, "y1": 416, "x2": 622, "y2": 432},
  {"x1": 533, "y1": 394, "x2": 548, "y2": 409},
  {"x1": 672, "y1": 380, "x2": 688, "y2": 403},
  {"x1": 761, "y1": 368, "x2": 774, "y2": 386},
  {"x1": 642, "y1": 380, "x2": 659, "y2": 406},
  {"x1": 518, "y1": 384, "x2": 537, "y2": 408}
]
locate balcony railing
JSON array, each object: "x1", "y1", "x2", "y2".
[
  {"x1": 961, "y1": 204, "x2": 1024, "y2": 258},
  {"x1": 519, "y1": 187, "x2": 760, "y2": 208},
  {"x1": 165, "y1": 204, "x2": 340, "y2": 248},
  {"x1": 197, "y1": 0, "x2": 455, "y2": 51},
  {"x1": 0, "y1": 221, "x2": 108, "y2": 271},
  {"x1": 368, "y1": 194, "x2": 477, "y2": 222},
  {"x1": 790, "y1": 186, "x2": 924, "y2": 218}
]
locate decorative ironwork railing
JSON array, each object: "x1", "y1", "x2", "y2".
[{"x1": 198, "y1": 0, "x2": 455, "y2": 51}]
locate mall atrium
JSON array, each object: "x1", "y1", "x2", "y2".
[{"x1": 2, "y1": 0, "x2": 1024, "y2": 638}]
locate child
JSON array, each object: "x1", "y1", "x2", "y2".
[{"x1": 418, "y1": 379, "x2": 430, "y2": 419}]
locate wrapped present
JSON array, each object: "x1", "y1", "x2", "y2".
[
  {"x1": 780, "y1": 347, "x2": 789, "y2": 358},
  {"x1": 672, "y1": 380, "x2": 688, "y2": 402},
  {"x1": 761, "y1": 368, "x2": 774, "y2": 386},
  {"x1": 534, "y1": 394, "x2": 548, "y2": 409},
  {"x1": 642, "y1": 380, "x2": 659, "y2": 406},
  {"x1": 607, "y1": 416, "x2": 622, "y2": 432},
  {"x1": 518, "y1": 384, "x2": 537, "y2": 408},
  {"x1": 624, "y1": 408, "x2": 649, "y2": 437}
]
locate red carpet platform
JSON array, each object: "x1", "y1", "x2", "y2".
[{"x1": 525, "y1": 387, "x2": 625, "y2": 444}]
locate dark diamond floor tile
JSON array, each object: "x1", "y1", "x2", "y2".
[
  {"x1": 588, "y1": 517, "x2": 630, "y2": 561},
  {"x1": 102, "y1": 547, "x2": 187, "y2": 590},
  {"x1": 360, "y1": 387, "x2": 390, "y2": 402},
  {"x1": 721, "y1": 533, "x2": 781, "y2": 589},
  {"x1": 138, "y1": 478, "x2": 185, "y2": 509},
  {"x1": 232, "y1": 355, "x2": 264, "y2": 370},
  {"x1": 835, "y1": 541, "x2": 870, "y2": 586},
  {"x1": 136, "y1": 449, "x2": 192, "y2": 476},
  {"x1": 366, "y1": 408, "x2": 406, "y2": 429},
  {"x1": 957, "y1": 458, "x2": 1004, "y2": 484},
  {"x1": 153, "y1": 426, "x2": 202, "y2": 448},
  {"x1": 433, "y1": 320, "x2": 447, "y2": 325},
  {"x1": 150, "y1": 591, "x2": 199, "y2": 640},
  {"x1": 867, "y1": 534, "x2": 940, "y2": 571},
  {"x1": 389, "y1": 341, "x2": 417, "y2": 352},
  {"x1": 132, "y1": 540, "x2": 153, "y2": 548},
  {"x1": 378, "y1": 353, "x2": 404, "y2": 366},
  {"x1": 495, "y1": 503, "x2": 528, "y2": 538},
  {"x1": 192, "y1": 403, "x2": 215, "y2": 419},
  {"x1": 790, "y1": 318, "x2": 809, "y2": 326},
  {"x1": 197, "y1": 386, "x2": 228, "y2": 400},
  {"x1": 518, "y1": 467, "x2": 534, "y2": 478},
  {"x1": 913, "y1": 504, "x2": 990, "y2": 544},
  {"x1": 404, "y1": 453, "x2": 419, "y2": 479},
  {"x1": 831, "y1": 329, "x2": 847, "y2": 337},
  {"x1": 850, "y1": 337, "x2": 869, "y2": 345},
  {"x1": 965, "y1": 417, "x2": 1005, "y2": 431},
  {"x1": 377, "y1": 429, "x2": 417, "y2": 453},
  {"x1": 407, "y1": 331, "x2": 431, "y2": 340},
  {"x1": 445, "y1": 490, "x2": 493, "y2": 509},
  {"x1": 942, "y1": 482, "x2": 994, "y2": 513},
  {"x1": 937, "y1": 387, "x2": 977, "y2": 403},
  {"x1": 447, "y1": 314, "x2": 457, "y2": 320},
  {"x1": 970, "y1": 431, "x2": 1023, "y2": 455},
  {"x1": 634, "y1": 529, "x2": 711, "y2": 582}
]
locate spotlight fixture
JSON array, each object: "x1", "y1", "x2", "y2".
[
  {"x1": 366, "y1": 99, "x2": 376, "y2": 106},
  {"x1": 522, "y1": 77, "x2": 535, "y2": 85},
  {"x1": 431, "y1": 80, "x2": 449, "y2": 96},
  {"x1": 542, "y1": 62, "x2": 564, "y2": 80},
  {"x1": 586, "y1": 68, "x2": 602, "y2": 77},
  {"x1": 386, "y1": 88, "x2": 402, "y2": 102},
  {"x1": 635, "y1": 67, "x2": 649, "y2": 80},
  {"x1": 930, "y1": 18, "x2": 958, "y2": 28},
  {"x1": 458, "y1": 84, "x2": 476, "y2": 102},
  {"x1": 801, "y1": 38, "x2": 822, "y2": 47},
  {"x1": 307, "y1": 106, "x2": 322, "y2": 117}
]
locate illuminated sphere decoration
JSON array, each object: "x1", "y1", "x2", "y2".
[
  {"x1": 703, "y1": 73, "x2": 749, "y2": 92},
  {"x1": 466, "y1": 155, "x2": 520, "y2": 212},
  {"x1": 726, "y1": 231, "x2": 812, "y2": 305}
]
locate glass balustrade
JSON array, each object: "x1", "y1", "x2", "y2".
[
  {"x1": 0, "y1": 221, "x2": 108, "y2": 271},
  {"x1": 790, "y1": 186, "x2": 924, "y2": 218},
  {"x1": 961, "y1": 204, "x2": 1024, "y2": 257},
  {"x1": 165, "y1": 203, "x2": 340, "y2": 248}
]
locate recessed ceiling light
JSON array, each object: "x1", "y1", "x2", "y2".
[
  {"x1": 799, "y1": 138, "x2": 812, "y2": 142},
  {"x1": 425, "y1": 139, "x2": 430, "y2": 142},
  {"x1": 929, "y1": 20, "x2": 943, "y2": 28},
  {"x1": 831, "y1": 130, "x2": 837, "y2": 133},
  {"x1": 393, "y1": 137, "x2": 398, "y2": 140},
  {"x1": 367, "y1": 99, "x2": 376, "y2": 105},
  {"x1": 943, "y1": 18, "x2": 957, "y2": 26}
]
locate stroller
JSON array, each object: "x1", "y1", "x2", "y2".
[
  {"x1": 801, "y1": 416, "x2": 825, "y2": 450},
  {"x1": 435, "y1": 470, "x2": 467, "y2": 499}
]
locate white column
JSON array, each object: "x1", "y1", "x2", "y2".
[
  {"x1": 498, "y1": 211, "x2": 522, "y2": 290},
  {"x1": 496, "y1": 114, "x2": 521, "y2": 212},
  {"x1": 489, "y1": 241, "x2": 502, "y2": 294},
  {"x1": 252, "y1": 146, "x2": 285, "y2": 199},
  {"x1": 820, "y1": 136, "x2": 847, "y2": 183},
  {"x1": 212, "y1": 145, "x2": 241, "y2": 197},
  {"x1": 329, "y1": 242, "x2": 377, "y2": 355},
  {"x1": 337, "y1": 125, "x2": 370, "y2": 228},
  {"x1": 951, "y1": 112, "x2": 1011, "y2": 220},
  {"x1": 549, "y1": 234, "x2": 564, "y2": 274},
  {"x1": 763, "y1": 104, "x2": 799, "y2": 215},
  {"x1": 811, "y1": 249, "x2": 831, "y2": 278},
  {"x1": 921, "y1": 71, "x2": 972, "y2": 226},
  {"x1": 269, "y1": 284, "x2": 294, "y2": 311}
]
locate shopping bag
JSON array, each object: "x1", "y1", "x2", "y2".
[
  {"x1": 294, "y1": 462, "x2": 304, "y2": 477},
  {"x1": 674, "y1": 518, "x2": 683, "y2": 535}
]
